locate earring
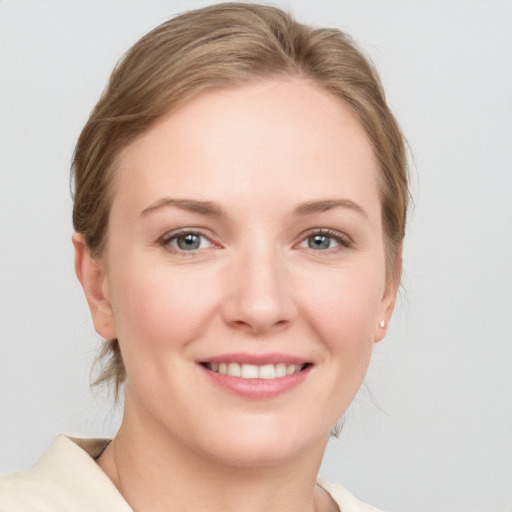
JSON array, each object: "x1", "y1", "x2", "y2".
[{"x1": 379, "y1": 320, "x2": 386, "y2": 328}]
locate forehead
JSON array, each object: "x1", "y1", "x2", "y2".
[{"x1": 112, "y1": 78, "x2": 380, "y2": 219}]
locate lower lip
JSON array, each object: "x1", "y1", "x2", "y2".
[{"x1": 200, "y1": 365, "x2": 311, "y2": 399}]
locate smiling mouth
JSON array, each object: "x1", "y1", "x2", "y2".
[{"x1": 201, "y1": 362, "x2": 311, "y2": 380}]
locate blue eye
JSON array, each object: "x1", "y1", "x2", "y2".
[
  {"x1": 298, "y1": 230, "x2": 351, "y2": 252},
  {"x1": 162, "y1": 231, "x2": 213, "y2": 252},
  {"x1": 307, "y1": 234, "x2": 338, "y2": 250}
]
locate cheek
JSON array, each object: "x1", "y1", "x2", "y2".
[
  {"x1": 109, "y1": 262, "x2": 221, "y2": 353},
  {"x1": 294, "y1": 269, "x2": 382, "y2": 427},
  {"x1": 299, "y1": 263, "x2": 384, "y2": 353}
]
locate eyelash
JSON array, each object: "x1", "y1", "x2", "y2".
[
  {"x1": 297, "y1": 228, "x2": 352, "y2": 254},
  {"x1": 157, "y1": 228, "x2": 352, "y2": 255},
  {"x1": 158, "y1": 228, "x2": 219, "y2": 255}
]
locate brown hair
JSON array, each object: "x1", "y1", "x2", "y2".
[{"x1": 72, "y1": 2, "x2": 408, "y2": 395}]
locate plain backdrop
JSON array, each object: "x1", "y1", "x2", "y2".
[{"x1": 1, "y1": 1, "x2": 511, "y2": 511}]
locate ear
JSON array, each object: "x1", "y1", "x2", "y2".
[
  {"x1": 374, "y1": 254, "x2": 402, "y2": 343},
  {"x1": 72, "y1": 232, "x2": 117, "y2": 340}
]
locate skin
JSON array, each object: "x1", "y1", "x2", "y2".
[{"x1": 74, "y1": 78, "x2": 399, "y2": 512}]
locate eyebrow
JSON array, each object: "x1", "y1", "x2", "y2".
[
  {"x1": 141, "y1": 198, "x2": 225, "y2": 217},
  {"x1": 141, "y1": 197, "x2": 367, "y2": 219},
  {"x1": 294, "y1": 199, "x2": 368, "y2": 218}
]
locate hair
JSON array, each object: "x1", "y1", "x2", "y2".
[{"x1": 71, "y1": 2, "x2": 409, "y2": 396}]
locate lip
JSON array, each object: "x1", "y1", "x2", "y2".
[
  {"x1": 198, "y1": 352, "x2": 312, "y2": 399},
  {"x1": 200, "y1": 352, "x2": 309, "y2": 366}
]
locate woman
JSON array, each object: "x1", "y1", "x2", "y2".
[{"x1": 0, "y1": 3, "x2": 408, "y2": 511}]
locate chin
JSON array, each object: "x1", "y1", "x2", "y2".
[
  {"x1": 191, "y1": 418, "x2": 331, "y2": 469},
  {"x1": 200, "y1": 441, "x2": 306, "y2": 468}
]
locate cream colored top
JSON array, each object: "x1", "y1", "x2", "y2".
[{"x1": 0, "y1": 436, "x2": 384, "y2": 512}]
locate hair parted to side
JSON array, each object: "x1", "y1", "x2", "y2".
[{"x1": 72, "y1": 2, "x2": 409, "y2": 397}]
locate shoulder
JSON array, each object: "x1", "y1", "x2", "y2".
[
  {"x1": 317, "y1": 478, "x2": 386, "y2": 512},
  {"x1": 0, "y1": 435, "x2": 131, "y2": 512},
  {"x1": 0, "y1": 470, "x2": 55, "y2": 512}
]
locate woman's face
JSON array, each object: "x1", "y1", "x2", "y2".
[{"x1": 84, "y1": 78, "x2": 397, "y2": 466}]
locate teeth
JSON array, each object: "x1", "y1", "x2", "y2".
[
  {"x1": 228, "y1": 362, "x2": 241, "y2": 377},
  {"x1": 241, "y1": 364, "x2": 258, "y2": 378},
  {"x1": 275, "y1": 363, "x2": 287, "y2": 378},
  {"x1": 207, "y1": 362, "x2": 305, "y2": 379},
  {"x1": 258, "y1": 364, "x2": 275, "y2": 380}
]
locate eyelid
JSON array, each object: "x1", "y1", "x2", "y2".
[
  {"x1": 157, "y1": 226, "x2": 352, "y2": 255},
  {"x1": 158, "y1": 227, "x2": 222, "y2": 253},
  {"x1": 295, "y1": 228, "x2": 353, "y2": 251}
]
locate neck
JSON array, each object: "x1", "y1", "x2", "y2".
[{"x1": 97, "y1": 391, "x2": 332, "y2": 512}]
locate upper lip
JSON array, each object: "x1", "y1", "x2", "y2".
[{"x1": 199, "y1": 352, "x2": 311, "y2": 366}]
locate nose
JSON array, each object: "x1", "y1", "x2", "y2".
[{"x1": 221, "y1": 245, "x2": 296, "y2": 336}]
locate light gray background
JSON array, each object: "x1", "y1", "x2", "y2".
[{"x1": 1, "y1": 1, "x2": 511, "y2": 511}]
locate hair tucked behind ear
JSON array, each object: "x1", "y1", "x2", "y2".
[
  {"x1": 72, "y1": 2, "x2": 408, "y2": 396},
  {"x1": 91, "y1": 340, "x2": 125, "y2": 401}
]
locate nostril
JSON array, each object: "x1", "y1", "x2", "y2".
[
  {"x1": 229, "y1": 317, "x2": 291, "y2": 336},
  {"x1": 221, "y1": 277, "x2": 296, "y2": 335}
]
